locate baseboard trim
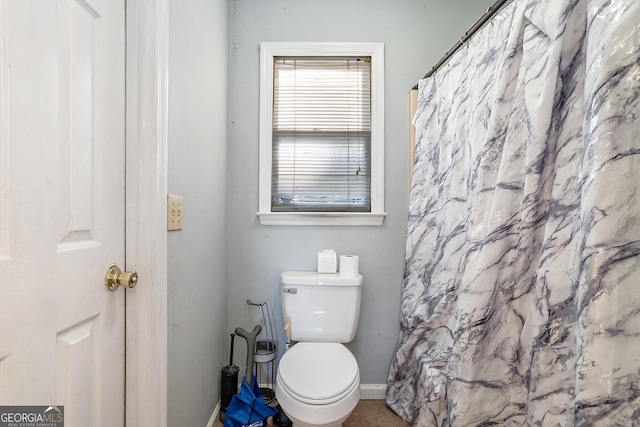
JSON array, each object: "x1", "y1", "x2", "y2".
[
  {"x1": 359, "y1": 384, "x2": 387, "y2": 400},
  {"x1": 206, "y1": 401, "x2": 220, "y2": 427}
]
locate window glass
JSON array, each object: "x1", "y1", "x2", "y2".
[{"x1": 272, "y1": 57, "x2": 371, "y2": 212}]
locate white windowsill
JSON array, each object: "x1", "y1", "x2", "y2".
[{"x1": 257, "y1": 212, "x2": 387, "y2": 226}]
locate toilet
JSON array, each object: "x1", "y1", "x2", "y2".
[{"x1": 276, "y1": 271, "x2": 363, "y2": 427}]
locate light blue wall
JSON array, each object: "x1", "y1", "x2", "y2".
[
  {"x1": 227, "y1": 0, "x2": 497, "y2": 385},
  {"x1": 167, "y1": 0, "x2": 229, "y2": 425}
]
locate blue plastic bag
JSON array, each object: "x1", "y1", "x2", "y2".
[{"x1": 224, "y1": 375, "x2": 277, "y2": 427}]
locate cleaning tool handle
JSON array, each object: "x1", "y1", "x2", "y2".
[
  {"x1": 229, "y1": 333, "x2": 235, "y2": 366},
  {"x1": 234, "y1": 325, "x2": 262, "y2": 382}
]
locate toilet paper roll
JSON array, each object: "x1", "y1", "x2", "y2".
[
  {"x1": 339, "y1": 255, "x2": 359, "y2": 276},
  {"x1": 318, "y1": 249, "x2": 337, "y2": 273}
]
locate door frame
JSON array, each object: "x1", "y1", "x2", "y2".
[{"x1": 125, "y1": 0, "x2": 169, "y2": 425}]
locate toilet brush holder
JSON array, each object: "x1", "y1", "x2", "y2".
[
  {"x1": 220, "y1": 333, "x2": 240, "y2": 422},
  {"x1": 246, "y1": 299, "x2": 279, "y2": 405},
  {"x1": 254, "y1": 339, "x2": 277, "y2": 403},
  {"x1": 254, "y1": 339, "x2": 277, "y2": 363}
]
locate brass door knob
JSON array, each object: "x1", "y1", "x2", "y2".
[{"x1": 105, "y1": 264, "x2": 138, "y2": 291}]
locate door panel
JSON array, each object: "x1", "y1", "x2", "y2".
[{"x1": 0, "y1": 1, "x2": 126, "y2": 426}]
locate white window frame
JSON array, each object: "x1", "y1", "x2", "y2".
[{"x1": 258, "y1": 42, "x2": 386, "y2": 226}]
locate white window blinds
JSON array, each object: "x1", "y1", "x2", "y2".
[{"x1": 272, "y1": 56, "x2": 371, "y2": 212}]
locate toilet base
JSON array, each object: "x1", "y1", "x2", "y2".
[
  {"x1": 292, "y1": 423, "x2": 343, "y2": 427},
  {"x1": 283, "y1": 406, "x2": 351, "y2": 427},
  {"x1": 289, "y1": 415, "x2": 346, "y2": 427},
  {"x1": 276, "y1": 382, "x2": 358, "y2": 427}
]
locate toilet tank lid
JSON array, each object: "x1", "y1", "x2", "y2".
[{"x1": 281, "y1": 271, "x2": 363, "y2": 286}]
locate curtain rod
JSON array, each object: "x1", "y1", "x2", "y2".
[{"x1": 412, "y1": 0, "x2": 511, "y2": 90}]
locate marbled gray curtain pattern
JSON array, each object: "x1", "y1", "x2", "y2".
[{"x1": 387, "y1": 0, "x2": 640, "y2": 425}]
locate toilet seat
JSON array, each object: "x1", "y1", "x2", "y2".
[{"x1": 278, "y1": 342, "x2": 359, "y2": 405}]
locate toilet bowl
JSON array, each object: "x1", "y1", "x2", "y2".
[{"x1": 276, "y1": 342, "x2": 360, "y2": 427}]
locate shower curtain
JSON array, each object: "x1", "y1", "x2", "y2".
[{"x1": 387, "y1": 0, "x2": 640, "y2": 425}]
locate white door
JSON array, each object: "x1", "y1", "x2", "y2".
[{"x1": 0, "y1": 0, "x2": 126, "y2": 426}]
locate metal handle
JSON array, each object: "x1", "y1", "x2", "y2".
[
  {"x1": 283, "y1": 288, "x2": 297, "y2": 294},
  {"x1": 105, "y1": 264, "x2": 138, "y2": 291}
]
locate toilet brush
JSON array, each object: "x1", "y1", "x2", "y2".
[{"x1": 220, "y1": 333, "x2": 239, "y2": 422}]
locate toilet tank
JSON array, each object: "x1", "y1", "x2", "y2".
[{"x1": 281, "y1": 271, "x2": 362, "y2": 343}]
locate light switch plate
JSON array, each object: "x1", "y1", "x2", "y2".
[{"x1": 167, "y1": 194, "x2": 183, "y2": 231}]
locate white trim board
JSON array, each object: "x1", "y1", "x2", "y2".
[
  {"x1": 125, "y1": 0, "x2": 169, "y2": 425},
  {"x1": 206, "y1": 402, "x2": 221, "y2": 427},
  {"x1": 359, "y1": 384, "x2": 387, "y2": 400}
]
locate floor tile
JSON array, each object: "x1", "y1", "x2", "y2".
[{"x1": 217, "y1": 399, "x2": 409, "y2": 426}]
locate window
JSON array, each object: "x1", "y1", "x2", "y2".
[
  {"x1": 272, "y1": 56, "x2": 370, "y2": 212},
  {"x1": 258, "y1": 42, "x2": 385, "y2": 226}
]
